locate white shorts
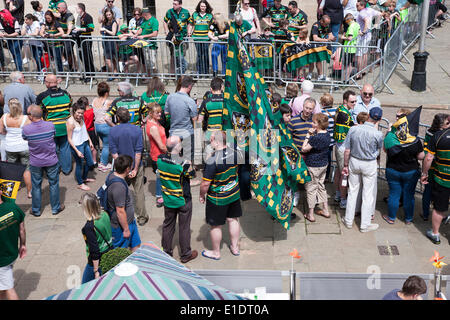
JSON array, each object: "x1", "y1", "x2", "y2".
[
  {"x1": 0, "y1": 262, "x2": 15, "y2": 291},
  {"x1": 356, "y1": 33, "x2": 372, "y2": 56}
]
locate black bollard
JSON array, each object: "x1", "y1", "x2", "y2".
[{"x1": 410, "y1": 51, "x2": 429, "y2": 92}]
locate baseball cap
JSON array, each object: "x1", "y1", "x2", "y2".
[
  {"x1": 119, "y1": 24, "x2": 128, "y2": 31},
  {"x1": 142, "y1": 7, "x2": 151, "y2": 13},
  {"x1": 369, "y1": 107, "x2": 383, "y2": 121}
]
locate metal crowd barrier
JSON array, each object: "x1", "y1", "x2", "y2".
[
  {"x1": 379, "y1": 2, "x2": 447, "y2": 93},
  {"x1": 79, "y1": 36, "x2": 177, "y2": 87},
  {"x1": 0, "y1": 36, "x2": 81, "y2": 85}
]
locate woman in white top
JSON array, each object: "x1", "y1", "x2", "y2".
[
  {"x1": 31, "y1": 1, "x2": 46, "y2": 25},
  {"x1": 92, "y1": 82, "x2": 113, "y2": 172},
  {"x1": 22, "y1": 14, "x2": 45, "y2": 72},
  {"x1": 67, "y1": 100, "x2": 95, "y2": 191},
  {"x1": 238, "y1": 0, "x2": 261, "y2": 38},
  {"x1": 0, "y1": 98, "x2": 32, "y2": 198}
]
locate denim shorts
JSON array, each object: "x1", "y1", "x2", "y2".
[{"x1": 111, "y1": 220, "x2": 141, "y2": 249}]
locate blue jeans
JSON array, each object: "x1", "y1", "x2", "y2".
[
  {"x1": 195, "y1": 42, "x2": 210, "y2": 75},
  {"x1": 71, "y1": 141, "x2": 94, "y2": 185},
  {"x1": 7, "y1": 39, "x2": 23, "y2": 71},
  {"x1": 156, "y1": 170, "x2": 162, "y2": 197},
  {"x1": 211, "y1": 43, "x2": 227, "y2": 74},
  {"x1": 330, "y1": 23, "x2": 341, "y2": 53},
  {"x1": 29, "y1": 163, "x2": 61, "y2": 215},
  {"x1": 386, "y1": 168, "x2": 420, "y2": 222},
  {"x1": 95, "y1": 123, "x2": 110, "y2": 166},
  {"x1": 31, "y1": 45, "x2": 44, "y2": 71},
  {"x1": 82, "y1": 264, "x2": 102, "y2": 284},
  {"x1": 55, "y1": 135, "x2": 72, "y2": 175},
  {"x1": 49, "y1": 45, "x2": 63, "y2": 72}
]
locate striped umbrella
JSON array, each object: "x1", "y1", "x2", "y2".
[{"x1": 46, "y1": 243, "x2": 245, "y2": 300}]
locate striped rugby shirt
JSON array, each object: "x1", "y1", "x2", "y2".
[
  {"x1": 424, "y1": 128, "x2": 450, "y2": 188},
  {"x1": 36, "y1": 87, "x2": 72, "y2": 137},
  {"x1": 107, "y1": 95, "x2": 148, "y2": 126},
  {"x1": 203, "y1": 148, "x2": 240, "y2": 206},
  {"x1": 157, "y1": 153, "x2": 192, "y2": 208},
  {"x1": 188, "y1": 12, "x2": 213, "y2": 40},
  {"x1": 200, "y1": 93, "x2": 224, "y2": 140}
]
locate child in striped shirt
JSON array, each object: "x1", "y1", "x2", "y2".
[{"x1": 320, "y1": 93, "x2": 336, "y2": 181}]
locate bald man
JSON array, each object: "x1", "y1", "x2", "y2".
[
  {"x1": 36, "y1": 75, "x2": 73, "y2": 175},
  {"x1": 157, "y1": 135, "x2": 198, "y2": 264},
  {"x1": 352, "y1": 84, "x2": 381, "y2": 122},
  {"x1": 22, "y1": 104, "x2": 64, "y2": 217}
]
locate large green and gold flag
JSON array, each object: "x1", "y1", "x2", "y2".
[
  {"x1": 248, "y1": 41, "x2": 274, "y2": 70},
  {"x1": 223, "y1": 22, "x2": 310, "y2": 230},
  {"x1": 280, "y1": 42, "x2": 331, "y2": 72}
]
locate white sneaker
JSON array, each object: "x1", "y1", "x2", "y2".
[
  {"x1": 341, "y1": 217, "x2": 352, "y2": 229},
  {"x1": 306, "y1": 73, "x2": 312, "y2": 80},
  {"x1": 360, "y1": 224, "x2": 379, "y2": 233},
  {"x1": 22, "y1": 58, "x2": 29, "y2": 64},
  {"x1": 63, "y1": 60, "x2": 69, "y2": 66},
  {"x1": 318, "y1": 74, "x2": 329, "y2": 81}
]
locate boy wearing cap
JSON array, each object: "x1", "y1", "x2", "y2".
[
  {"x1": 341, "y1": 107, "x2": 384, "y2": 233},
  {"x1": 117, "y1": 24, "x2": 139, "y2": 75}
]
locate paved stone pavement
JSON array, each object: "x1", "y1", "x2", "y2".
[{"x1": 6, "y1": 22, "x2": 450, "y2": 300}]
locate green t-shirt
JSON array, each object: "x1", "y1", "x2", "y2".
[
  {"x1": 236, "y1": 20, "x2": 253, "y2": 35},
  {"x1": 141, "y1": 91, "x2": 170, "y2": 128},
  {"x1": 189, "y1": 12, "x2": 213, "y2": 40},
  {"x1": 0, "y1": 202, "x2": 25, "y2": 267},
  {"x1": 164, "y1": 8, "x2": 191, "y2": 39},
  {"x1": 36, "y1": 87, "x2": 72, "y2": 137},
  {"x1": 84, "y1": 211, "x2": 112, "y2": 259},
  {"x1": 344, "y1": 21, "x2": 360, "y2": 53},
  {"x1": 118, "y1": 29, "x2": 133, "y2": 55},
  {"x1": 139, "y1": 16, "x2": 159, "y2": 49}
]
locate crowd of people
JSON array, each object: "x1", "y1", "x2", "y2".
[
  {"x1": 0, "y1": 0, "x2": 446, "y2": 82},
  {"x1": 0, "y1": 67, "x2": 449, "y2": 299},
  {"x1": 0, "y1": 0, "x2": 449, "y2": 301}
]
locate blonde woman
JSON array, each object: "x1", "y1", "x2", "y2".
[
  {"x1": 237, "y1": 0, "x2": 261, "y2": 38},
  {"x1": 208, "y1": 13, "x2": 229, "y2": 76},
  {"x1": 0, "y1": 99, "x2": 32, "y2": 198},
  {"x1": 301, "y1": 113, "x2": 331, "y2": 222},
  {"x1": 80, "y1": 192, "x2": 112, "y2": 283}
]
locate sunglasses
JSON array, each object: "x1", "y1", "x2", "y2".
[
  {"x1": 349, "y1": 100, "x2": 357, "y2": 103},
  {"x1": 396, "y1": 114, "x2": 406, "y2": 118},
  {"x1": 362, "y1": 92, "x2": 373, "y2": 97}
]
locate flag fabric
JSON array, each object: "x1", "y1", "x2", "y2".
[
  {"x1": 384, "y1": 106, "x2": 422, "y2": 155},
  {"x1": 223, "y1": 22, "x2": 310, "y2": 230},
  {"x1": 119, "y1": 38, "x2": 151, "y2": 48},
  {"x1": 279, "y1": 42, "x2": 331, "y2": 72},
  {"x1": 0, "y1": 161, "x2": 26, "y2": 202},
  {"x1": 246, "y1": 39, "x2": 274, "y2": 70}
]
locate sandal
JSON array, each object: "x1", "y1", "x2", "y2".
[
  {"x1": 78, "y1": 184, "x2": 90, "y2": 191},
  {"x1": 382, "y1": 215, "x2": 395, "y2": 225},
  {"x1": 316, "y1": 208, "x2": 330, "y2": 218},
  {"x1": 303, "y1": 214, "x2": 316, "y2": 223},
  {"x1": 228, "y1": 245, "x2": 240, "y2": 256},
  {"x1": 201, "y1": 250, "x2": 220, "y2": 261}
]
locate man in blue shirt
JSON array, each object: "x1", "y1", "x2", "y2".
[{"x1": 109, "y1": 107, "x2": 149, "y2": 226}]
